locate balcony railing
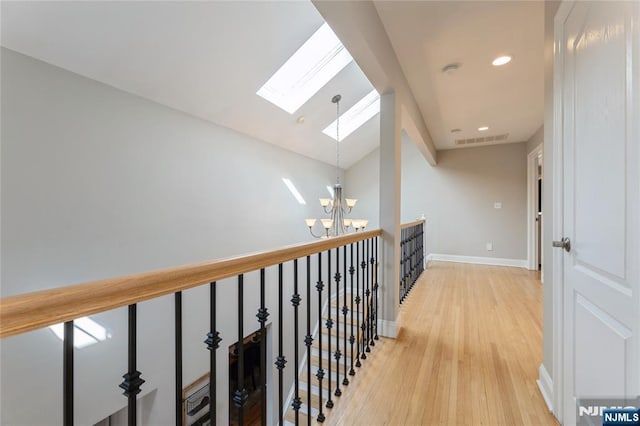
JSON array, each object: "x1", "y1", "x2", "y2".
[
  {"x1": 1, "y1": 222, "x2": 425, "y2": 425},
  {"x1": 400, "y1": 220, "x2": 425, "y2": 303}
]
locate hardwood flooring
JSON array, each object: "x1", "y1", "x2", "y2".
[{"x1": 319, "y1": 261, "x2": 558, "y2": 426}]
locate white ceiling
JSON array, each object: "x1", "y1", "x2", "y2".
[
  {"x1": 1, "y1": 1, "x2": 544, "y2": 165},
  {"x1": 0, "y1": 1, "x2": 378, "y2": 168},
  {"x1": 373, "y1": 0, "x2": 544, "y2": 150}
]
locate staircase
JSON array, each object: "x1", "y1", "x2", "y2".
[{"x1": 284, "y1": 289, "x2": 376, "y2": 425}]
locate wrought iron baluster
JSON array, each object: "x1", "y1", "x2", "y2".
[
  {"x1": 365, "y1": 239, "x2": 371, "y2": 353},
  {"x1": 305, "y1": 256, "x2": 313, "y2": 426},
  {"x1": 175, "y1": 292, "x2": 182, "y2": 426},
  {"x1": 360, "y1": 240, "x2": 367, "y2": 360},
  {"x1": 63, "y1": 320, "x2": 74, "y2": 426},
  {"x1": 205, "y1": 282, "x2": 222, "y2": 426},
  {"x1": 316, "y1": 253, "x2": 326, "y2": 423},
  {"x1": 374, "y1": 237, "x2": 380, "y2": 341},
  {"x1": 256, "y1": 270, "x2": 269, "y2": 426},
  {"x1": 233, "y1": 275, "x2": 248, "y2": 425},
  {"x1": 291, "y1": 260, "x2": 302, "y2": 424},
  {"x1": 325, "y1": 250, "x2": 334, "y2": 409},
  {"x1": 342, "y1": 243, "x2": 349, "y2": 385},
  {"x1": 275, "y1": 264, "x2": 287, "y2": 425},
  {"x1": 349, "y1": 243, "x2": 356, "y2": 376},
  {"x1": 333, "y1": 247, "x2": 342, "y2": 397},
  {"x1": 119, "y1": 304, "x2": 144, "y2": 426},
  {"x1": 355, "y1": 241, "x2": 361, "y2": 368},
  {"x1": 369, "y1": 239, "x2": 375, "y2": 347}
]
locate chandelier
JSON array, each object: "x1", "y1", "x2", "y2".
[{"x1": 306, "y1": 94, "x2": 368, "y2": 238}]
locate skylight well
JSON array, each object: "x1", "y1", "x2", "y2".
[
  {"x1": 257, "y1": 23, "x2": 353, "y2": 114},
  {"x1": 323, "y1": 90, "x2": 380, "y2": 141}
]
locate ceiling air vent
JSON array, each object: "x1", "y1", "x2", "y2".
[{"x1": 455, "y1": 133, "x2": 509, "y2": 145}]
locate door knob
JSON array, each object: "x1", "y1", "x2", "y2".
[{"x1": 552, "y1": 237, "x2": 571, "y2": 253}]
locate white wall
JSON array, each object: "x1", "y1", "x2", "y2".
[
  {"x1": 344, "y1": 148, "x2": 379, "y2": 229},
  {"x1": 1, "y1": 48, "x2": 338, "y2": 425},
  {"x1": 346, "y1": 137, "x2": 528, "y2": 262},
  {"x1": 401, "y1": 139, "x2": 528, "y2": 261}
]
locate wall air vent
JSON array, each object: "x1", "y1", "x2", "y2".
[{"x1": 455, "y1": 133, "x2": 509, "y2": 145}]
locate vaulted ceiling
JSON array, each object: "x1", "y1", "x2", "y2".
[{"x1": 1, "y1": 1, "x2": 544, "y2": 167}]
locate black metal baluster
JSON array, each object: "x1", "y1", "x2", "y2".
[
  {"x1": 305, "y1": 256, "x2": 313, "y2": 426},
  {"x1": 316, "y1": 253, "x2": 326, "y2": 423},
  {"x1": 420, "y1": 224, "x2": 424, "y2": 272},
  {"x1": 365, "y1": 239, "x2": 371, "y2": 353},
  {"x1": 360, "y1": 240, "x2": 367, "y2": 360},
  {"x1": 175, "y1": 292, "x2": 182, "y2": 426},
  {"x1": 291, "y1": 260, "x2": 302, "y2": 424},
  {"x1": 374, "y1": 237, "x2": 380, "y2": 341},
  {"x1": 205, "y1": 282, "x2": 222, "y2": 426},
  {"x1": 119, "y1": 304, "x2": 144, "y2": 426},
  {"x1": 256, "y1": 270, "x2": 269, "y2": 426},
  {"x1": 411, "y1": 228, "x2": 416, "y2": 288},
  {"x1": 63, "y1": 320, "x2": 74, "y2": 426},
  {"x1": 355, "y1": 241, "x2": 362, "y2": 368},
  {"x1": 342, "y1": 244, "x2": 349, "y2": 386},
  {"x1": 369, "y1": 239, "x2": 375, "y2": 348},
  {"x1": 400, "y1": 228, "x2": 405, "y2": 302},
  {"x1": 275, "y1": 264, "x2": 287, "y2": 425},
  {"x1": 333, "y1": 247, "x2": 342, "y2": 397},
  {"x1": 348, "y1": 243, "x2": 356, "y2": 376},
  {"x1": 326, "y1": 248, "x2": 332, "y2": 406},
  {"x1": 233, "y1": 275, "x2": 248, "y2": 425}
]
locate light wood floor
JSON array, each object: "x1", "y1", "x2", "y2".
[{"x1": 319, "y1": 261, "x2": 558, "y2": 426}]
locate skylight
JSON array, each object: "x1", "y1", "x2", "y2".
[
  {"x1": 257, "y1": 23, "x2": 353, "y2": 114},
  {"x1": 282, "y1": 178, "x2": 306, "y2": 205},
  {"x1": 323, "y1": 90, "x2": 380, "y2": 141},
  {"x1": 49, "y1": 317, "x2": 109, "y2": 349}
]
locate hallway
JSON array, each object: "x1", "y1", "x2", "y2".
[{"x1": 322, "y1": 261, "x2": 557, "y2": 425}]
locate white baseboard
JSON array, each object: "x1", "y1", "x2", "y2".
[
  {"x1": 377, "y1": 319, "x2": 398, "y2": 338},
  {"x1": 427, "y1": 253, "x2": 527, "y2": 268},
  {"x1": 537, "y1": 364, "x2": 554, "y2": 412}
]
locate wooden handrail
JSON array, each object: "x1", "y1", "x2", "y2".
[
  {"x1": 0, "y1": 229, "x2": 382, "y2": 339},
  {"x1": 400, "y1": 219, "x2": 426, "y2": 230}
]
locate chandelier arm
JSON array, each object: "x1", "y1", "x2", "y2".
[
  {"x1": 308, "y1": 226, "x2": 325, "y2": 239},
  {"x1": 323, "y1": 205, "x2": 333, "y2": 214}
]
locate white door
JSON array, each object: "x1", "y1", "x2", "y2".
[{"x1": 558, "y1": 1, "x2": 639, "y2": 424}]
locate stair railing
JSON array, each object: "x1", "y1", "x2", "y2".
[
  {"x1": 1, "y1": 230, "x2": 382, "y2": 426},
  {"x1": 399, "y1": 219, "x2": 426, "y2": 303}
]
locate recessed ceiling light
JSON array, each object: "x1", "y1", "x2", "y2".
[
  {"x1": 478, "y1": 126, "x2": 489, "y2": 131},
  {"x1": 296, "y1": 116, "x2": 305, "y2": 124},
  {"x1": 492, "y1": 55, "x2": 512, "y2": 66},
  {"x1": 323, "y1": 90, "x2": 380, "y2": 141},
  {"x1": 257, "y1": 23, "x2": 353, "y2": 114}
]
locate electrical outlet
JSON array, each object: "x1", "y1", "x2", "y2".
[
  {"x1": 486, "y1": 242, "x2": 493, "y2": 251},
  {"x1": 494, "y1": 202, "x2": 502, "y2": 209}
]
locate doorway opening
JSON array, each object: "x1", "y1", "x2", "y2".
[{"x1": 527, "y1": 145, "x2": 543, "y2": 274}]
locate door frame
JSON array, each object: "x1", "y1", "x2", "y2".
[
  {"x1": 527, "y1": 145, "x2": 543, "y2": 272},
  {"x1": 551, "y1": 1, "x2": 574, "y2": 421}
]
